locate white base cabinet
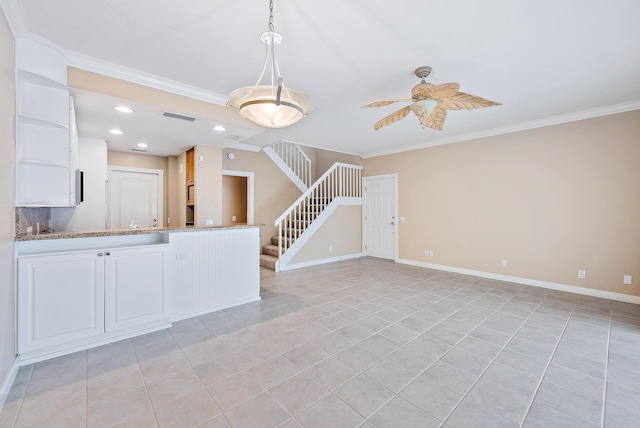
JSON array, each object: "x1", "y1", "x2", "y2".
[
  {"x1": 17, "y1": 244, "x2": 170, "y2": 362},
  {"x1": 17, "y1": 251, "x2": 105, "y2": 354},
  {"x1": 105, "y1": 247, "x2": 169, "y2": 332}
]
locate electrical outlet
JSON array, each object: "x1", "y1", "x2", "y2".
[
  {"x1": 501, "y1": 259, "x2": 507, "y2": 267},
  {"x1": 329, "y1": 245, "x2": 333, "y2": 252},
  {"x1": 578, "y1": 269, "x2": 586, "y2": 279},
  {"x1": 425, "y1": 250, "x2": 429, "y2": 256},
  {"x1": 624, "y1": 275, "x2": 632, "y2": 285},
  {"x1": 429, "y1": 250, "x2": 434, "y2": 257},
  {"x1": 400, "y1": 217, "x2": 406, "y2": 223},
  {"x1": 205, "y1": 219, "x2": 213, "y2": 226},
  {"x1": 232, "y1": 215, "x2": 236, "y2": 222}
]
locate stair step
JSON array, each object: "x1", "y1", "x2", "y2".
[
  {"x1": 287, "y1": 220, "x2": 312, "y2": 228},
  {"x1": 295, "y1": 213, "x2": 319, "y2": 220},
  {"x1": 310, "y1": 197, "x2": 332, "y2": 203},
  {"x1": 281, "y1": 228, "x2": 304, "y2": 237},
  {"x1": 260, "y1": 254, "x2": 277, "y2": 270},
  {"x1": 271, "y1": 236, "x2": 294, "y2": 246},
  {"x1": 262, "y1": 244, "x2": 281, "y2": 257}
]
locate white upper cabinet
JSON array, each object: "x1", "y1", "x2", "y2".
[{"x1": 15, "y1": 38, "x2": 78, "y2": 207}]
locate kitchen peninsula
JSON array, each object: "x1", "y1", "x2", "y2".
[{"x1": 15, "y1": 225, "x2": 260, "y2": 364}]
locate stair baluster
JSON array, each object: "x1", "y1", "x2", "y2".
[{"x1": 264, "y1": 163, "x2": 362, "y2": 271}]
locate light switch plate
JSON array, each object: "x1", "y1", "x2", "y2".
[
  {"x1": 624, "y1": 275, "x2": 632, "y2": 285},
  {"x1": 205, "y1": 219, "x2": 213, "y2": 225},
  {"x1": 578, "y1": 270, "x2": 586, "y2": 279}
]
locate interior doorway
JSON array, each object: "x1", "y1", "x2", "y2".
[
  {"x1": 363, "y1": 173, "x2": 398, "y2": 260},
  {"x1": 222, "y1": 170, "x2": 254, "y2": 224},
  {"x1": 107, "y1": 166, "x2": 164, "y2": 229}
]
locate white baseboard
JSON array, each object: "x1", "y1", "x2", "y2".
[
  {"x1": 280, "y1": 253, "x2": 364, "y2": 272},
  {"x1": 18, "y1": 322, "x2": 172, "y2": 366},
  {"x1": 0, "y1": 356, "x2": 20, "y2": 411},
  {"x1": 397, "y1": 259, "x2": 640, "y2": 305}
]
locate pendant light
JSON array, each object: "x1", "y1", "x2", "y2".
[{"x1": 227, "y1": 0, "x2": 313, "y2": 128}]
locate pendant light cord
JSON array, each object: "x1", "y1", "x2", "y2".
[{"x1": 268, "y1": 0, "x2": 274, "y2": 32}]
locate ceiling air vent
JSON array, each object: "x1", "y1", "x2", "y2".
[
  {"x1": 131, "y1": 148, "x2": 148, "y2": 152},
  {"x1": 225, "y1": 135, "x2": 243, "y2": 141},
  {"x1": 162, "y1": 111, "x2": 197, "y2": 122}
]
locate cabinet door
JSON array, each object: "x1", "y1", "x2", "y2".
[
  {"x1": 104, "y1": 246, "x2": 170, "y2": 332},
  {"x1": 18, "y1": 252, "x2": 105, "y2": 354}
]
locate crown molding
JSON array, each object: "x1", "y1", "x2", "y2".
[
  {"x1": 361, "y1": 100, "x2": 640, "y2": 159},
  {"x1": 0, "y1": 0, "x2": 29, "y2": 38},
  {"x1": 65, "y1": 50, "x2": 229, "y2": 106}
]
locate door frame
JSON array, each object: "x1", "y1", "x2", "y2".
[
  {"x1": 222, "y1": 170, "x2": 254, "y2": 224},
  {"x1": 362, "y1": 173, "x2": 399, "y2": 261},
  {"x1": 106, "y1": 166, "x2": 164, "y2": 229}
]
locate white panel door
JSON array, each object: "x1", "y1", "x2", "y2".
[
  {"x1": 17, "y1": 251, "x2": 105, "y2": 354},
  {"x1": 104, "y1": 245, "x2": 170, "y2": 332},
  {"x1": 365, "y1": 176, "x2": 396, "y2": 260},
  {"x1": 108, "y1": 167, "x2": 162, "y2": 229}
]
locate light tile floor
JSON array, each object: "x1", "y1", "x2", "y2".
[{"x1": 1, "y1": 258, "x2": 640, "y2": 427}]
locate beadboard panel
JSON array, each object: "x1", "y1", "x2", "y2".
[{"x1": 170, "y1": 227, "x2": 260, "y2": 320}]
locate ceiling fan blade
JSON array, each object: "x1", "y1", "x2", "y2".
[
  {"x1": 417, "y1": 108, "x2": 448, "y2": 131},
  {"x1": 440, "y1": 92, "x2": 502, "y2": 110},
  {"x1": 373, "y1": 105, "x2": 411, "y2": 130},
  {"x1": 362, "y1": 99, "x2": 412, "y2": 108},
  {"x1": 429, "y1": 82, "x2": 462, "y2": 99},
  {"x1": 413, "y1": 82, "x2": 460, "y2": 99}
]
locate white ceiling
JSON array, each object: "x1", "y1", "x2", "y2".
[{"x1": 6, "y1": 0, "x2": 640, "y2": 157}]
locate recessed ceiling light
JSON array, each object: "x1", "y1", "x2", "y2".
[
  {"x1": 213, "y1": 125, "x2": 226, "y2": 132},
  {"x1": 137, "y1": 142, "x2": 148, "y2": 148},
  {"x1": 109, "y1": 129, "x2": 123, "y2": 135},
  {"x1": 115, "y1": 106, "x2": 134, "y2": 113}
]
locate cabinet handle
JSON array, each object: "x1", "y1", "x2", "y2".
[
  {"x1": 97, "y1": 253, "x2": 104, "y2": 257},
  {"x1": 105, "y1": 252, "x2": 111, "y2": 256}
]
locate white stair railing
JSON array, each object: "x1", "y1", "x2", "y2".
[
  {"x1": 275, "y1": 163, "x2": 362, "y2": 267},
  {"x1": 263, "y1": 140, "x2": 312, "y2": 192}
]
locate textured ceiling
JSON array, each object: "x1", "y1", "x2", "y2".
[{"x1": 7, "y1": 0, "x2": 640, "y2": 157}]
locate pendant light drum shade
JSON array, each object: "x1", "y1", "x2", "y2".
[
  {"x1": 228, "y1": 85, "x2": 313, "y2": 128},
  {"x1": 227, "y1": 0, "x2": 313, "y2": 128}
]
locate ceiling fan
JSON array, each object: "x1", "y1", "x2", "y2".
[{"x1": 363, "y1": 66, "x2": 501, "y2": 131}]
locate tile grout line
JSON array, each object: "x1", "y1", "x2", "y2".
[
  {"x1": 600, "y1": 305, "x2": 613, "y2": 428},
  {"x1": 437, "y1": 291, "x2": 554, "y2": 428},
  {"x1": 516, "y1": 302, "x2": 591, "y2": 427},
  {"x1": 9, "y1": 366, "x2": 31, "y2": 428},
  {"x1": 267, "y1": 272, "x2": 466, "y2": 426},
  {"x1": 129, "y1": 337, "x2": 163, "y2": 428},
  {"x1": 391, "y1": 280, "x2": 562, "y2": 427},
  {"x1": 320, "y1": 275, "x2": 539, "y2": 427},
  {"x1": 175, "y1": 320, "x2": 260, "y2": 427}
]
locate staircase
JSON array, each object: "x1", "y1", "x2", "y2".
[
  {"x1": 263, "y1": 140, "x2": 312, "y2": 192},
  {"x1": 260, "y1": 236, "x2": 288, "y2": 270},
  {"x1": 260, "y1": 162, "x2": 362, "y2": 271}
]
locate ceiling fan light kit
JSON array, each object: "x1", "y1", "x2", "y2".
[
  {"x1": 363, "y1": 66, "x2": 501, "y2": 131},
  {"x1": 227, "y1": 0, "x2": 314, "y2": 128}
]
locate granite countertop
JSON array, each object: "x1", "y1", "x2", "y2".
[{"x1": 15, "y1": 224, "x2": 263, "y2": 241}]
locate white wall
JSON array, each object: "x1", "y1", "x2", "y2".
[
  {"x1": 51, "y1": 137, "x2": 107, "y2": 232},
  {"x1": 0, "y1": 4, "x2": 17, "y2": 409}
]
